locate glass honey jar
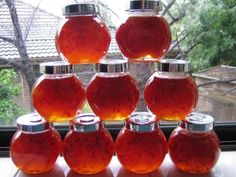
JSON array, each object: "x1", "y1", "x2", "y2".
[
  {"x1": 116, "y1": 0, "x2": 171, "y2": 62},
  {"x1": 10, "y1": 113, "x2": 62, "y2": 174},
  {"x1": 32, "y1": 61, "x2": 86, "y2": 122},
  {"x1": 168, "y1": 113, "x2": 221, "y2": 174},
  {"x1": 55, "y1": 3, "x2": 111, "y2": 64},
  {"x1": 144, "y1": 59, "x2": 198, "y2": 121},
  {"x1": 63, "y1": 113, "x2": 114, "y2": 174},
  {"x1": 115, "y1": 112, "x2": 167, "y2": 174},
  {"x1": 86, "y1": 59, "x2": 140, "y2": 121}
]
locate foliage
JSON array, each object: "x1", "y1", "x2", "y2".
[
  {"x1": 170, "y1": 0, "x2": 236, "y2": 71},
  {"x1": 0, "y1": 69, "x2": 24, "y2": 124}
]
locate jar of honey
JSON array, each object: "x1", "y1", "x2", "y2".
[
  {"x1": 32, "y1": 61, "x2": 86, "y2": 122},
  {"x1": 144, "y1": 59, "x2": 198, "y2": 121},
  {"x1": 63, "y1": 113, "x2": 114, "y2": 174},
  {"x1": 115, "y1": 112, "x2": 167, "y2": 173},
  {"x1": 86, "y1": 59, "x2": 140, "y2": 121},
  {"x1": 10, "y1": 113, "x2": 62, "y2": 174},
  {"x1": 55, "y1": 3, "x2": 111, "y2": 64},
  {"x1": 116, "y1": 0, "x2": 171, "y2": 62},
  {"x1": 168, "y1": 113, "x2": 221, "y2": 174}
]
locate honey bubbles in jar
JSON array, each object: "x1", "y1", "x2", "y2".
[
  {"x1": 86, "y1": 60, "x2": 140, "y2": 121},
  {"x1": 63, "y1": 113, "x2": 115, "y2": 174},
  {"x1": 168, "y1": 113, "x2": 221, "y2": 174},
  {"x1": 32, "y1": 61, "x2": 86, "y2": 122},
  {"x1": 115, "y1": 112, "x2": 167, "y2": 173},
  {"x1": 144, "y1": 59, "x2": 198, "y2": 121},
  {"x1": 116, "y1": 0, "x2": 171, "y2": 62},
  {"x1": 10, "y1": 113, "x2": 62, "y2": 174},
  {"x1": 55, "y1": 3, "x2": 111, "y2": 64}
]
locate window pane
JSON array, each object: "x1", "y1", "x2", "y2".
[{"x1": 0, "y1": 0, "x2": 235, "y2": 128}]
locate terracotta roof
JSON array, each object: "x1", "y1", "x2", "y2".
[{"x1": 0, "y1": 0, "x2": 119, "y2": 60}]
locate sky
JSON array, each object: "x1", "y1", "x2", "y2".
[{"x1": 22, "y1": 0, "x2": 127, "y2": 26}]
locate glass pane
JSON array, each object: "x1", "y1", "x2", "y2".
[{"x1": 0, "y1": 0, "x2": 235, "y2": 128}]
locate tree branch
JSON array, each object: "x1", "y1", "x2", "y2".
[
  {"x1": 0, "y1": 57, "x2": 22, "y2": 70},
  {"x1": 197, "y1": 79, "x2": 236, "y2": 87},
  {"x1": 223, "y1": 86, "x2": 236, "y2": 96},
  {"x1": 161, "y1": 0, "x2": 176, "y2": 16},
  {"x1": 0, "y1": 36, "x2": 16, "y2": 46},
  {"x1": 24, "y1": 0, "x2": 42, "y2": 40},
  {"x1": 169, "y1": 11, "x2": 185, "y2": 26},
  {"x1": 180, "y1": 42, "x2": 198, "y2": 59},
  {"x1": 169, "y1": 31, "x2": 188, "y2": 52}
]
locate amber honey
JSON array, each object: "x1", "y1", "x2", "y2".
[
  {"x1": 86, "y1": 73, "x2": 139, "y2": 121},
  {"x1": 10, "y1": 128, "x2": 62, "y2": 174},
  {"x1": 56, "y1": 15, "x2": 110, "y2": 64},
  {"x1": 168, "y1": 127, "x2": 220, "y2": 174},
  {"x1": 32, "y1": 74, "x2": 85, "y2": 122},
  {"x1": 115, "y1": 112, "x2": 167, "y2": 173},
  {"x1": 116, "y1": 16, "x2": 171, "y2": 62},
  {"x1": 144, "y1": 74, "x2": 198, "y2": 121},
  {"x1": 63, "y1": 114, "x2": 114, "y2": 174}
]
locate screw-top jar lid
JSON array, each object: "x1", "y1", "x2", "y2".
[
  {"x1": 63, "y1": 4, "x2": 98, "y2": 17},
  {"x1": 127, "y1": 0, "x2": 162, "y2": 12},
  {"x1": 97, "y1": 59, "x2": 128, "y2": 73},
  {"x1": 126, "y1": 112, "x2": 158, "y2": 132},
  {"x1": 70, "y1": 113, "x2": 101, "y2": 132},
  {"x1": 40, "y1": 61, "x2": 73, "y2": 74},
  {"x1": 158, "y1": 59, "x2": 190, "y2": 72},
  {"x1": 17, "y1": 113, "x2": 51, "y2": 133},
  {"x1": 181, "y1": 112, "x2": 214, "y2": 132}
]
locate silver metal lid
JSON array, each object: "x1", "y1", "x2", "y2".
[
  {"x1": 97, "y1": 59, "x2": 128, "y2": 73},
  {"x1": 70, "y1": 113, "x2": 101, "y2": 132},
  {"x1": 40, "y1": 61, "x2": 73, "y2": 74},
  {"x1": 181, "y1": 112, "x2": 214, "y2": 132},
  {"x1": 17, "y1": 113, "x2": 51, "y2": 133},
  {"x1": 127, "y1": 112, "x2": 158, "y2": 132},
  {"x1": 158, "y1": 59, "x2": 190, "y2": 72},
  {"x1": 63, "y1": 4, "x2": 98, "y2": 17},
  {"x1": 127, "y1": 0, "x2": 162, "y2": 12}
]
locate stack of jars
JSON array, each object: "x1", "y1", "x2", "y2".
[{"x1": 10, "y1": 0, "x2": 221, "y2": 176}]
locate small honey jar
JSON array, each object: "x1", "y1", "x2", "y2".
[
  {"x1": 32, "y1": 61, "x2": 86, "y2": 122},
  {"x1": 168, "y1": 113, "x2": 221, "y2": 174},
  {"x1": 63, "y1": 114, "x2": 114, "y2": 174},
  {"x1": 86, "y1": 59, "x2": 140, "y2": 121},
  {"x1": 144, "y1": 59, "x2": 198, "y2": 121},
  {"x1": 116, "y1": 0, "x2": 171, "y2": 62},
  {"x1": 10, "y1": 113, "x2": 62, "y2": 174},
  {"x1": 115, "y1": 112, "x2": 167, "y2": 173},
  {"x1": 55, "y1": 3, "x2": 111, "y2": 64}
]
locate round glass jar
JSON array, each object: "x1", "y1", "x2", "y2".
[
  {"x1": 116, "y1": 0, "x2": 171, "y2": 62},
  {"x1": 144, "y1": 59, "x2": 198, "y2": 121},
  {"x1": 86, "y1": 59, "x2": 140, "y2": 121},
  {"x1": 63, "y1": 114, "x2": 114, "y2": 174},
  {"x1": 32, "y1": 61, "x2": 86, "y2": 122},
  {"x1": 10, "y1": 113, "x2": 62, "y2": 174},
  {"x1": 168, "y1": 113, "x2": 221, "y2": 174},
  {"x1": 115, "y1": 112, "x2": 167, "y2": 173},
  {"x1": 55, "y1": 3, "x2": 111, "y2": 64}
]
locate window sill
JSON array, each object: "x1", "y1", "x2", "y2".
[{"x1": 2, "y1": 151, "x2": 236, "y2": 177}]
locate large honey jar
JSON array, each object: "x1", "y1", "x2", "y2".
[
  {"x1": 32, "y1": 61, "x2": 86, "y2": 122},
  {"x1": 144, "y1": 59, "x2": 198, "y2": 121},
  {"x1": 63, "y1": 114, "x2": 114, "y2": 174},
  {"x1": 86, "y1": 60, "x2": 140, "y2": 121},
  {"x1": 55, "y1": 3, "x2": 111, "y2": 64},
  {"x1": 116, "y1": 0, "x2": 171, "y2": 62},
  {"x1": 115, "y1": 112, "x2": 167, "y2": 173},
  {"x1": 10, "y1": 113, "x2": 62, "y2": 174},
  {"x1": 168, "y1": 113, "x2": 221, "y2": 174}
]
